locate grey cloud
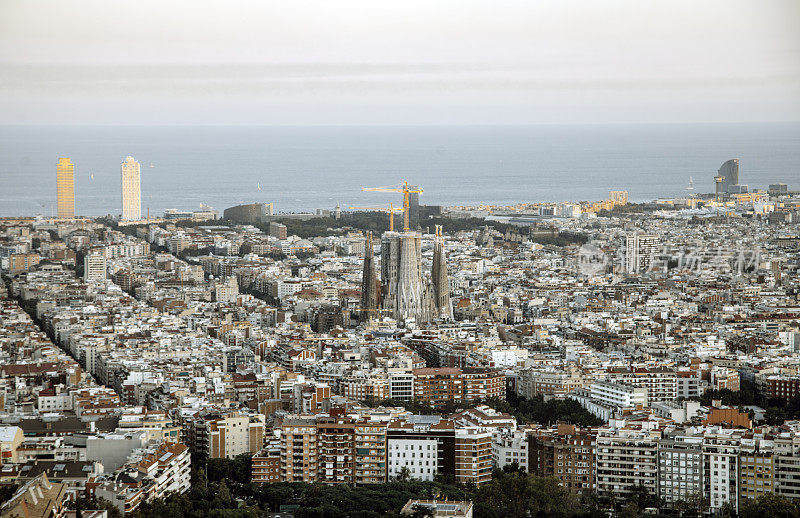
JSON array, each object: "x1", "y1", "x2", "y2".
[{"x1": 2, "y1": 63, "x2": 797, "y2": 99}]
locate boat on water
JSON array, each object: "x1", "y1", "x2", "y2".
[{"x1": 687, "y1": 176, "x2": 694, "y2": 190}]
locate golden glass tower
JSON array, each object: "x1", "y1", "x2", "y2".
[
  {"x1": 56, "y1": 157, "x2": 75, "y2": 218},
  {"x1": 121, "y1": 156, "x2": 141, "y2": 220}
]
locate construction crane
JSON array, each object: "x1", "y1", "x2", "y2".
[
  {"x1": 362, "y1": 181, "x2": 423, "y2": 232},
  {"x1": 348, "y1": 203, "x2": 404, "y2": 232}
]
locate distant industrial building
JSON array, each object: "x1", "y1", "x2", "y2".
[
  {"x1": 120, "y1": 156, "x2": 141, "y2": 221},
  {"x1": 56, "y1": 157, "x2": 75, "y2": 218},
  {"x1": 408, "y1": 184, "x2": 421, "y2": 228},
  {"x1": 223, "y1": 202, "x2": 274, "y2": 224},
  {"x1": 163, "y1": 205, "x2": 219, "y2": 222},
  {"x1": 769, "y1": 183, "x2": 789, "y2": 196}
]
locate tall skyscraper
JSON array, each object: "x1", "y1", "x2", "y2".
[
  {"x1": 121, "y1": 156, "x2": 141, "y2": 221},
  {"x1": 716, "y1": 159, "x2": 739, "y2": 195},
  {"x1": 360, "y1": 232, "x2": 378, "y2": 321},
  {"x1": 714, "y1": 159, "x2": 747, "y2": 197},
  {"x1": 56, "y1": 157, "x2": 75, "y2": 218},
  {"x1": 625, "y1": 233, "x2": 659, "y2": 274},
  {"x1": 408, "y1": 185, "x2": 421, "y2": 229}
]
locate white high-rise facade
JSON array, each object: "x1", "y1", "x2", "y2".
[
  {"x1": 625, "y1": 233, "x2": 658, "y2": 274},
  {"x1": 121, "y1": 156, "x2": 141, "y2": 221},
  {"x1": 84, "y1": 252, "x2": 107, "y2": 282}
]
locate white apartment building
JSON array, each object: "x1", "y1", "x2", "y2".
[
  {"x1": 590, "y1": 381, "x2": 648, "y2": 409},
  {"x1": 84, "y1": 252, "x2": 107, "y2": 282},
  {"x1": 492, "y1": 429, "x2": 529, "y2": 472},
  {"x1": 517, "y1": 369, "x2": 586, "y2": 399},
  {"x1": 388, "y1": 370, "x2": 415, "y2": 401},
  {"x1": 388, "y1": 437, "x2": 440, "y2": 481},
  {"x1": 37, "y1": 390, "x2": 73, "y2": 412},
  {"x1": 214, "y1": 276, "x2": 239, "y2": 303},
  {"x1": 775, "y1": 435, "x2": 800, "y2": 499},
  {"x1": 703, "y1": 432, "x2": 740, "y2": 512},
  {"x1": 206, "y1": 412, "x2": 265, "y2": 459},
  {"x1": 625, "y1": 233, "x2": 659, "y2": 274},
  {"x1": 147, "y1": 443, "x2": 191, "y2": 497},
  {"x1": 606, "y1": 368, "x2": 677, "y2": 404},
  {"x1": 270, "y1": 279, "x2": 305, "y2": 299}
]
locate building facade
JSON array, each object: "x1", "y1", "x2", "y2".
[
  {"x1": 84, "y1": 252, "x2": 107, "y2": 282},
  {"x1": 625, "y1": 233, "x2": 659, "y2": 274},
  {"x1": 121, "y1": 156, "x2": 142, "y2": 221},
  {"x1": 56, "y1": 157, "x2": 75, "y2": 218},
  {"x1": 529, "y1": 424, "x2": 595, "y2": 493}
]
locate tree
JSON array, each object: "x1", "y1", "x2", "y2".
[
  {"x1": 207, "y1": 457, "x2": 233, "y2": 482},
  {"x1": 0, "y1": 484, "x2": 18, "y2": 505},
  {"x1": 68, "y1": 497, "x2": 122, "y2": 518},
  {"x1": 231, "y1": 453, "x2": 253, "y2": 484},
  {"x1": 626, "y1": 483, "x2": 662, "y2": 512},
  {"x1": 766, "y1": 406, "x2": 788, "y2": 426},
  {"x1": 410, "y1": 504, "x2": 434, "y2": 518},
  {"x1": 617, "y1": 502, "x2": 639, "y2": 518},
  {"x1": 501, "y1": 462, "x2": 526, "y2": 475},
  {"x1": 212, "y1": 480, "x2": 233, "y2": 509},
  {"x1": 526, "y1": 475, "x2": 577, "y2": 517},
  {"x1": 718, "y1": 501, "x2": 737, "y2": 518},
  {"x1": 674, "y1": 492, "x2": 708, "y2": 517},
  {"x1": 397, "y1": 467, "x2": 411, "y2": 482},
  {"x1": 739, "y1": 493, "x2": 800, "y2": 518}
]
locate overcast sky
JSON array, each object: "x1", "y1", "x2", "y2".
[{"x1": 1, "y1": 0, "x2": 798, "y2": 125}]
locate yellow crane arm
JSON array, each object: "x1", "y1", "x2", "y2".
[{"x1": 362, "y1": 182, "x2": 424, "y2": 232}]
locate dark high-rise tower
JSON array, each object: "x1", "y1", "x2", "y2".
[
  {"x1": 715, "y1": 159, "x2": 747, "y2": 197},
  {"x1": 715, "y1": 159, "x2": 738, "y2": 195},
  {"x1": 408, "y1": 185, "x2": 421, "y2": 229},
  {"x1": 360, "y1": 232, "x2": 378, "y2": 321}
]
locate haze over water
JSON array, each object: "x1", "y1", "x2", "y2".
[{"x1": 0, "y1": 122, "x2": 798, "y2": 218}]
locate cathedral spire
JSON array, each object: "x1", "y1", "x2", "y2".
[
  {"x1": 360, "y1": 231, "x2": 378, "y2": 321},
  {"x1": 432, "y1": 225, "x2": 453, "y2": 320}
]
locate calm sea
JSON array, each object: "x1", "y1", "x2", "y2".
[{"x1": 0, "y1": 123, "x2": 798, "y2": 217}]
